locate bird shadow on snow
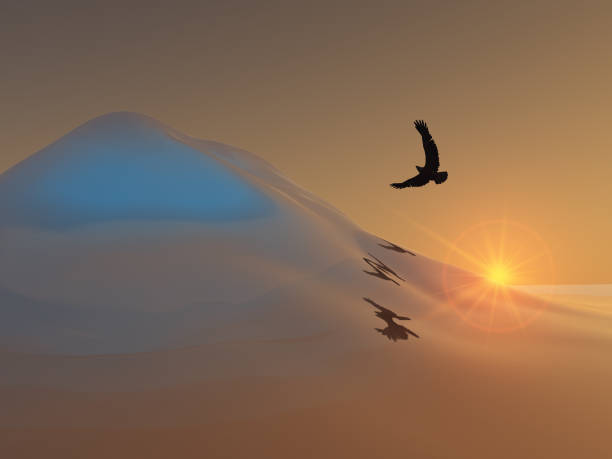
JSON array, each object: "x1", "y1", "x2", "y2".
[
  {"x1": 361, "y1": 240, "x2": 421, "y2": 342},
  {"x1": 378, "y1": 240, "x2": 416, "y2": 256},
  {"x1": 363, "y1": 297, "x2": 419, "y2": 341}
]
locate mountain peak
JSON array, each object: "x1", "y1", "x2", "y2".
[{"x1": 0, "y1": 113, "x2": 276, "y2": 229}]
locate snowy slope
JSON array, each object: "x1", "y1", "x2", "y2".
[
  {"x1": 0, "y1": 113, "x2": 610, "y2": 459},
  {"x1": 0, "y1": 112, "x2": 434, "y2": 355}
]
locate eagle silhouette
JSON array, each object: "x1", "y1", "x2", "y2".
[{"x1": 390, "y1": 120, "x2": 448, "y2": 189}]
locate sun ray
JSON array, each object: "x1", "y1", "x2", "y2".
[
  {"x1": 472, "y1": 244, "x2": 491, "y2": 265},
  {"x1": 441, "y1": 279, "x2": 483, "y2": 295},
  {"x1": 482, "y1": 227, "x2": 498, "y2": 263},
  {"x1": 506, "y1": 250, "x2": 549, "y2": 273},
  {"x1": 441, "y1": 219, "x2": 555, "y2": 333},
  {"x1": 497, "y1": 217, "x2": 508, "y2": 262},
  {"x1": 463, "y1": 284, "x2": 495, "y2": 321},
  {"x1": 487, "y1": 285, "x2": 501, "y2": 333},
  {"x1": 501, "y1": 286, "x2": 524, "y2": 328},
  {"x1": 409, "y1": 221, "x2": 490, "y2": 272}
]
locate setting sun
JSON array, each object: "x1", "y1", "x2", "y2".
[
  {"x1": 486, "y1": 264, "x2": 511, "y2": 285},
  {"x1": 433, "y1": 219, "x2": 557, "y2": 332}
]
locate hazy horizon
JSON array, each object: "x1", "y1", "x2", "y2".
[{"x1": 2, "y1": 1, "x2": 610, "y2": 284}]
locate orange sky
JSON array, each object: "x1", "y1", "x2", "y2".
[{"x1": 1, "y1": 1, "x2": 610, "y2": 284}]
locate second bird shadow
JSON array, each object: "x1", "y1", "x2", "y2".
[{"x1": 363, "y1": 297, "x2": 420, "y2": 342}]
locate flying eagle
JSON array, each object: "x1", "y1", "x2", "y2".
[{"x1": 390, "y1": 120, "x2": 448, "y2": 189}]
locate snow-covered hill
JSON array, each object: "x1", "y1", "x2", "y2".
[
  {"x1": 0, "y1": 113, "x2": 610, "y2": 459},
  {"x1": 0, "y1": 112, "x2": 442, "y2": 355}
]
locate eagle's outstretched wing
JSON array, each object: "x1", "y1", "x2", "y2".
[
  {"x1": 414, "y1": 120, "x2": 439, "y2": 172},
  {"x1": 390, "y1": 172, "x2": 429, "y2": 188}
]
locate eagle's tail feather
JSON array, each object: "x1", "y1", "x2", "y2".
[{"x1": 433, "y1": 171, "x2": 448, "y2": 184}]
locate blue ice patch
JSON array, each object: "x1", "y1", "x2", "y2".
[{"x1": 0, "y1": 113, "x2": 276, "y2": 229}]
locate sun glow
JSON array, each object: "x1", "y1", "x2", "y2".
[
  {"x1": 486, "y1": 264, "x2": 511, "y2": 285},
  {"x1": 394, "y1": 215, "x2": 557, "y2": 333},
  {"x1": 431, "y1": 219, "x2": 556, "y2": 333}
]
